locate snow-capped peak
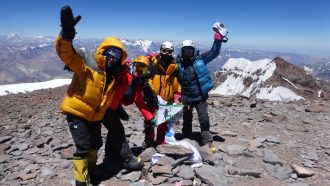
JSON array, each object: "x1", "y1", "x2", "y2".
[
  {"x1": 120, "y1": 39, "x2": 152, "y2": 52},
  {"x1": 222, "y1": 58, "x2": 275, "y2": 82},
  {"x1": 211, "y1": 58, "x2": 304, "y2": 101}
]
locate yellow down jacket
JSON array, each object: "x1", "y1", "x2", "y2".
[
  {"x1": 55, "y1": 36, "x2": 128, "y2": 121},
  {"x1": 148, "y1": 55, "x2": 181, "y2": 103}
]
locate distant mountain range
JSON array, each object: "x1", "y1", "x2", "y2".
[
  {"x1": 302, "y1": 62, "x2": 330, "y2": 81},
  {"x1": 0, "y1": 34, "x2": 329, "y2": 85}
]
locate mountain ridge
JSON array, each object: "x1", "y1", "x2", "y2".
[{"x1": 1, "y1": 34, "x2": 329, "y2": 85}]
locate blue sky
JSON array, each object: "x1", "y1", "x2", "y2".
[{"x1": 0, "y1": 0, "x2": 329, "y2": 57}]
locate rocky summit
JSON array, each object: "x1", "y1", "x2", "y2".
[{"x1": 0, "y1": 86, "x2": 330, "y2": 186}]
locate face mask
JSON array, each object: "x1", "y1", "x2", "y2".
[
  {"x1": 182, "y1": 47, "x2": 194, "y2": 56},
  {"x1": 182, "y1": 47, "x2": 194, "y2": 61},
  {"x1": 105, "y1": 56, "x2": 119, "y2": 70},
  {"x1": 161, "y1": 54, "x2": 173, "y2": 61}
]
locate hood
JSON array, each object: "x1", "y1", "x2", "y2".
[
  {"x1": 95, "y1": 37, "x2": 128, "y2": 70},
  {"x1": 134, "y1": 56, "x2": 150, "y2": 68},
  {"x1": 133, "y1": 55, "x2": 153, "y2": 78}
]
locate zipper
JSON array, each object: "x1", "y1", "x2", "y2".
[
  {"x1": 167, "y1": 76, "x2": 171, "y2": 97},
  {"x1": 91, "y1": 72, "x2": 105, "y2": 120},
  {"x1": 158, "y1": 75, "x2": 162, "y2": 95}
]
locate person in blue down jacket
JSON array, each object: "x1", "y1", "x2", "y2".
[{"x1": 176, "y1": 22, "x2": 228, "y2": 153}]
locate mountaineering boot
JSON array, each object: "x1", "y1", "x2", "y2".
[
  {"x1": 73, "y1": 156, "x2": 89, "y2": 186},
  {"x1": 155, "y1": 123, "x2": 168, "y2": 145},
  {"x1": 143, "y1": 122, "x2": 155, "y2": 149},
  {"x1": 142, "y1": 138, "x2": 155, "y2": 149},
  {"x1": 120, "y1": 142, "x2": 144, "y2": 170},
  {"x1": 182, "y1": 121, "x2": 192, "y2": 140},
  {"x1": 87, "y1": 149, "x2": 98, "y2": 176},
  {"x1": 201, "y1": 130, "x2": 216, "y2": 153}
]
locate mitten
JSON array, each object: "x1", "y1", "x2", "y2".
[{"x1": 60, "y1": 5, "x2": 81, "y2": 40}]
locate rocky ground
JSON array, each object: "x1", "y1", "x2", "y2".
[{"x1": 0, "y1": 86, "x2": 329, "y2": 186}]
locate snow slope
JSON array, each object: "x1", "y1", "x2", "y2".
[
  {"x1": 0, "y1": 79, "x2": 71, "y2": 96},
  {"x1": 210, "y1": 58, "x2": 304, "y2": 101}
]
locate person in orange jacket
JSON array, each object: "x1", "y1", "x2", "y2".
[
  {"x1": 56, "y1": 6, "x2": 141, "y2": 185},
  {"x1": 145, "y1": 42, "x2": 182, "y2": 147}
]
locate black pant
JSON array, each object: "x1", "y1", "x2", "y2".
[
  {"x1": 67, "y1": 115, "x2": 102, "y2": 157},
  {"x1": 102, "y1": 109, "x2": 127, "y2": 162},
  {"x1": 182, "y1": 100, "x2": 210, "y2": 138}
]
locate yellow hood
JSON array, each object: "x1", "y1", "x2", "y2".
[{"x1": 95, "y1": 37, "x2": 128, "y2": 70}]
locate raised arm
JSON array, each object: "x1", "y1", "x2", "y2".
[
  {"x1": 201, "y1": 40, "x2": 222, "y2": 64},
  {"x1": 201, "y1": 22, "x2": 228, "y2": 64},
  {"x1": 55, "y1": 6, "x2": 85, "y2": 77}
]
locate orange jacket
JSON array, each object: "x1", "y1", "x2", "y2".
[{"x1": 148, "y1": 54, "x2": 181, "y2": 103}]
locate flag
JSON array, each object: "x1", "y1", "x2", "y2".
[{"x1": 155, "y1": 104, "x2": 184, "y2": 126}]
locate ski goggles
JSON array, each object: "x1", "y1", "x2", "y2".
[
  {"x1": 103, "y1": 47, "x2": 122, "y2": 61},
  {"x1": 161, "y1": 48, "x2": 174, "y2": 55},
  {"x1": 133, "y1": 62, "x2": 149, "y2": 75}
]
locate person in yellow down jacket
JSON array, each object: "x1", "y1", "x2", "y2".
[{"x1": 56, "y1": 6, "x2": 134, "y2": 186}]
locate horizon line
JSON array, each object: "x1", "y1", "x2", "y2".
[{"x1": 1, "y1": 33, "x2": 330, "y2": 59}]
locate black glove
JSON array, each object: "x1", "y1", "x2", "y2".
[
  {"x1": 117, "y1": 105, "x2": 129, "y2": 121},
  {"x1": 142, "y1": 82, "x2": 159, "y2": 110},
  {"x1": 60, "y1": 5, "x2": 81, "y2": 40}
]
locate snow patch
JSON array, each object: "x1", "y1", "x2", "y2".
[
  {"x1": 256, "y1": 86, "x2": 304, "y2": 101},
  {"x1": 318, "y1": 90, "x2": 325, "y2": 98},
  {"x1": 281, "y1": 77, "x2": 298, "y2": 89},
  {"x1": 303, "y1": 66, "x2": 313, "y2": 74},
  {"x1": 210, "y1": 74, "x2": 246, "y2": 96},
  {"x1": 0, "y1": 79, "x2": 71, "y2": 96},
  {"x1": 38, "y1": 44, "x2": 47, "y2": 48},
  {"x1": 79, "y1": 47, "x2": 86, "y2": 52}
]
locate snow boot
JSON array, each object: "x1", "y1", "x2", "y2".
[
  {"x1": 120, "y1": 143, "x2": 144, "y2": 170},
  {"x1": 73, "y1": 156, "x2": 89, "y2": 186},
  {"x1": 201, "y1": 130, "x2": 216, "y2": 153}
]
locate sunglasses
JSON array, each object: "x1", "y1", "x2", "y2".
[
  {"x1": 133, "y1": 62, "x2": 149, "y2": 75},
  {"x1": 161, "y1": 49, "x2": 174, "y2": 55},
  {"x1": 103, "y1": 47, "x2": 122, "y2": 61}
]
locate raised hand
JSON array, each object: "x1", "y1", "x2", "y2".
[
  {"x1": 60, "y1": 5, "x2": 81, "y2": 40},
  {"x1": 213, "y1": 22, "x2": 228, "y2": 42}
]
